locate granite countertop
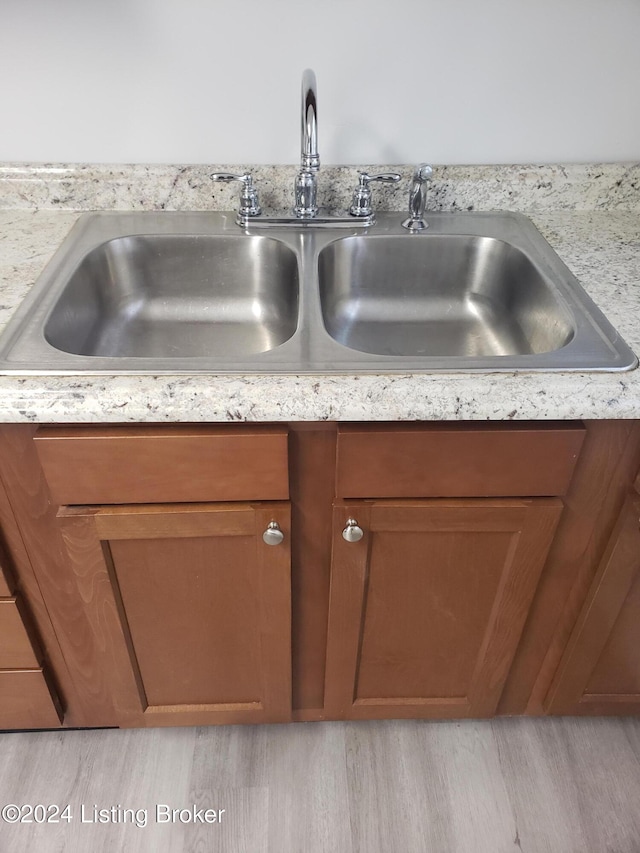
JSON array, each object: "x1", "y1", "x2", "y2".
[{"x1": 0, "y1": 163, "x2": 639, "y2": 423}]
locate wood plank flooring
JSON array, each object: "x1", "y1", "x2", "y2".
[{"x1": 0, "y1": 717, "x2": 639, "y2": 852}]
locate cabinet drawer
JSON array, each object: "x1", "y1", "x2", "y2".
[
  {"x1": 35, "y1": 425, "x2": 289, "y2": 504},
  {"x1": 0, "y1": 598, "x2": 40, "y2": 668},
  {"x1": 0, "y1": 670, "x2": 62, "y2": 729},
  {"x1": 336, "y1": 422, "x2": 585, "y2": 498}
]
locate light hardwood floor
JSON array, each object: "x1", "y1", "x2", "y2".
[{"x1": 0, "y1": 717, "x2": 639, "y2": 852}]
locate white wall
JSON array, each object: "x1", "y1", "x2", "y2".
[{"x1": 1, "y1": 0, "x2": 639, "y2": 165}]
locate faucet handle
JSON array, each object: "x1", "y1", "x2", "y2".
[
  {"x1": 357, "y1": 171, "x2": 403, "y2": 187},
  {"x1": 349, "y1": 171, "x2": 401, "y2": 217},
  {"x1": 211, "y1": 172, "x2": 262, "y2": 217}
]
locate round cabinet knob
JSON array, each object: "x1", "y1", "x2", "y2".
[
  {"x1": 342, "y1": 518, "x2": 364, "y2": 543},
  {"x1": 263, "y1": 521, "x2": 284, "y2": 546}
]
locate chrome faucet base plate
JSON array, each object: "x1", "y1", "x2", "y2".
[
  {"x1": 236, "y1": 213, "x2": 377, "y2": 229},
  {"x1": 402, "y1": 217, "x2": 429, "y2": 232}
]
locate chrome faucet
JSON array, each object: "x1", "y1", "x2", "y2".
[
  {"x1": 294, "y1": 69, "x2": 320, "y2": 218},
  {"x1": 402, "y1": 164, "x2": 433, "y2": 231},
  {"x1": 213, "y1": 69, "x2": 400, "y2": 227}
]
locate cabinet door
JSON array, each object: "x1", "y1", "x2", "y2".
[
  {"x1": 58, "y1": 502, "x2": 291, "y2": 727},
  {"x1": 546, "y1": 493, "x2": 640, "y2": 715},
  {"x1": 324, "y1": 499, "x2": 562, "y2": 720}
]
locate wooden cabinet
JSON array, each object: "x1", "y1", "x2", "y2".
[
  {"x1": 57, "y1": 502, "x2": 291, "y2": 727},
  {"x1": 0, "y1": 425, "x2": 295, "y2": 729},
  {"x1": 323, "y1": 422, "x2": 583, "y2": 721},
  {"x1": 19, "y1": 424, "x2": 293, "y2": 728},
  {"x1": 3, "y1": 418, "x2": 640, "y2": 728},
  {"x1": 0, "y1": 541, "x2": 62, "y2": 729},
  {"x1": 33, "y1": 424, "x2": 289, "y2": 504},
  {"x1": 324, "y1": 499, "x2": 562, "y2": 720},
  {"x1": 335, "y1": 422, "x2": 584, "y2": 498},
  {"x1": 546, "y1": 491, "x2": 640, "y2": 715}
]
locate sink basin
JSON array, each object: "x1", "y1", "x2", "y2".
[
  {"x1": 0, "y1": 210, "x2": 635, "y2": 374},
  {"x1": 44, "y1": 234, "x2": 299, "y2": 358},
  {"x1": 319, "y1": 234, "x2": 574, "y2": 358}
]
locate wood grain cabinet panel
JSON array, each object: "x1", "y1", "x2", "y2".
[
  {"x1": 0, "y1": 671, "x2": 62, "y2": 729},
  {"x1": 0, "y1": 598, "x2": 41, "y2": 668},
  {"x1": 0, "y1": 586, "x2": 62, "y2": 729},
  {"x1": 324, "y1": 498, "x2": 562, "y2": 720},
  {"x1": 336, "y1": 423, "x2": 585, "y2": 498},
  {"x1": 34, "y1": 425, "x2": 289, "y2": 505},
  {"x1": 57, "y1": 502, "x2": 292, "y2": 727},
  {"x1": 546, "y1": 493, "x2": 640, "y2": 715},
  {"x1": 0, "y1": 544, "x2": 13, "y2": 596},
  {"x1": 8, "y1": 418, "x2": 640, "y2": 729},
  {"x1": 0, "y1": 570, "x2": 61, "y2": 728}
]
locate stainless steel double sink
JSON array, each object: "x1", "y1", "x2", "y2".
[{"x1": 0, "y1": 210, "x2": 635, "y2": 373}]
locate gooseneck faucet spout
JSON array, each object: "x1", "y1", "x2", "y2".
[
  {"x1": 218, "y1": 69, "x2": 394, "y2": 227},
  {"x1": 301, "y1": 69, "x2": 319, "y2": 172},
  {"x1": 294, "y1": 69, "x2": 320, "y2": 218}
]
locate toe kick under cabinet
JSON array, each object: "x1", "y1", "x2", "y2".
[{"x1": 1, "y1": 419, "x2": 640, "y2": 730}]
